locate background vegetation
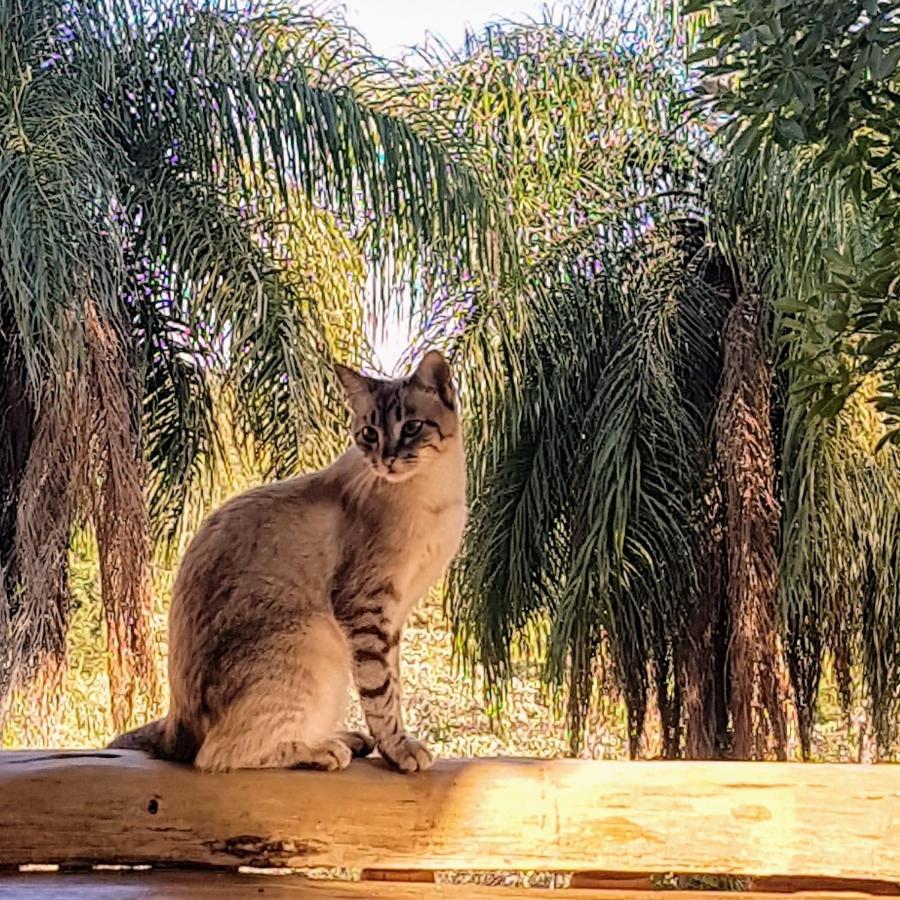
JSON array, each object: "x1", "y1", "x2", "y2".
[{"x1": 2, "y1": 0, "x2": 899, "y2": 761}]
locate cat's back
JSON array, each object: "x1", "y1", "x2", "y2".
[
  {"x1": 172, "y1": 464, "x2": 349, "y2": 618},
  {"x1": 164, "y1": 462, "x2": 357, "y2": 733}
]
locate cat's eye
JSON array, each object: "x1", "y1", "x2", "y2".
[
  {"x1": 360, "y1": 426, "x2": 378, "y2": 445},
  {"x1": 401, "y1": 420, "x2": 423, "y2": 438}
]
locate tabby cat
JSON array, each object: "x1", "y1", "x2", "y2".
[{"x1": 110, "y1": 351, "x2": 466, "y2": 773}]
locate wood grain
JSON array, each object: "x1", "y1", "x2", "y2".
[
  {"x1": 1, "y1": 751, "x2": 899, "y2": 878},
  {"x1": 0, "y1": 873, "x2": 896, "y2": 900}
]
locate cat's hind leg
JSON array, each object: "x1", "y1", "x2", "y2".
[
  {"x1": 194, "y1": 613, "x2": 353, "y2": 772},
  {"x1": 198, "y1": 732, "x2": 354, "y2": 772}
]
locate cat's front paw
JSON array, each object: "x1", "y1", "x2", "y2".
[
  {"x1": 338, "y1": 729, "x2": 376, "y2": 758},
  {"x1": 308, "y1": 738, "x2": 353, "y2": 771},
  {"x1": 379, "y1": 734, "x2": 434, "y2": 773}
]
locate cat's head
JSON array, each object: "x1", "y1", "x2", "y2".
[{"x1": 335, "y1": 350, "x2": 459, "y2": 483}]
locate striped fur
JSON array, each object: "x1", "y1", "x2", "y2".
[{"x1": 109, "y1": 351, "x2": 466, "y2": 773}]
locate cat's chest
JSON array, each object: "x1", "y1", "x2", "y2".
[{"x1": 394, "y1": 501, "x2": 467, "y2": 604}]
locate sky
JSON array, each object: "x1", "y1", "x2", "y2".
[
  {"x1": 343, "y1": 0, "x2": 549, "y2": 372},
  {"x1": 344, "y1": 0, "x2": 547, "y2": 60}
]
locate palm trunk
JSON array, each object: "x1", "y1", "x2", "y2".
[
  {"x1": 681, "y1": 468, "x2": 728, "y2": 758},
  {"x1": 715, "y1": 282, "x2": 789, "y2": 759},
  {"x1": 1, "y1": 298, "x2": 158, "y2": 733},
  {"x1": 0, "y1": 347, "x2": 33, "y2": 595},
  {"x1": 84, "y1": 300, "x2": 159, "y2": 731},
  {"x1": 678, "y1": 241, "x2": 733, "y2": 761},
  {"x1": 0, "y1": 333, "x2": 35, "y2": 700}
]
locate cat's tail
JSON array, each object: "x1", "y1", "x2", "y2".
[
  {"x1": 108, "y1": 717, "x2": 199, "y2": 763},
  {"x1": 108, "y1": 718, "x2": 168, "y2": 756}
]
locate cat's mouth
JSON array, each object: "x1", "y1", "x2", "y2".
[{"x1": 373, "y1": 463, "x2": 417, "y2": 483}]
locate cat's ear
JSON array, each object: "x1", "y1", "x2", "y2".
[
  {"x1": 335, "y1": 363, "x2": 371, "y2": 406},
  {"x1": 412, "y1": 350, "x2": 454, "y2": 409}
]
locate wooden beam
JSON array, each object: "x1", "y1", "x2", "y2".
[
  {"x1": 750, "y1": 877, "x2": 900, "y2": 895},
  {"x1": 570, "y1": 873, "x2": 900, "y2": 895},
  {"x1": 0, "y1": 873, "x2": 897, "y2": 900},
  {"x1": 1, "y1": 751, "x2": 899, "y2": 879},
  {"x1": 570, "y1": 873, "x2": 656, "y2": 890}
]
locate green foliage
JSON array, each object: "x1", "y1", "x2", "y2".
[
  {"x1": 686, "y1": 0, "x2": 900, "y2": 438},
  {"x1": 689, "y1": 1, "x2": 900, "y2": 751},
  {"x1": 4, "y1": 0, "x2": 900, "y2": 762},
  {"x1": 0, "y1": 0, "x2": 501, "y2": 474}
]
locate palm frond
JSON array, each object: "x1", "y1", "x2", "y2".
[{"x1": 417, "y1": 10, "x2": 723, "y2": 754}]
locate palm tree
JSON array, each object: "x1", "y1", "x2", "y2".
[
  {"x1": 428, "y1": 6, "x2": 900, "y2": 759},
  {"x1": 7, "y1": 0, "x2": 897, "y2": 762},
  {"x1": 708, "y1": 147, "x2": 900, "y2": 758},
  {"x1": 407, "y1": 9, "x2": 725, "y2": 757},
  {"x1": 692, "y1": 0, "x2": 900, "y2": 756},
  {"x1": 0, "y1": 0, "x2": 503, "y2": 729}
]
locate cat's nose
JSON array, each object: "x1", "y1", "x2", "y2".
[{"x1": 383, "y1": 456, "x2": 396, "y2": 470}]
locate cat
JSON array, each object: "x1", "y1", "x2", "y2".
[{"x1": 109, "y1": 350, "x2": 467, "y2": 773}]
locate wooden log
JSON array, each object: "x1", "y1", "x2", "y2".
[
  {"x1": 0, "y1": 874, "x2": 897, "y2": 900},
  {"x1": 1, "y1": 751, "x2": 899, "y2": 879},
  {"x1": 361, "y1": 868, "x2": 436, "y2": 882}
]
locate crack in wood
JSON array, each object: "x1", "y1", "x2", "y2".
[
  {"x1": 205, "y1": 835, "x2": 327, "y2": 864},
  {"x1": 8, "y1": 753, "x2": 120, "y2": 765}
]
